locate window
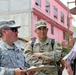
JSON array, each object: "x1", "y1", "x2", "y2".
[
  {"x1": 51, "y1": 25, "x2": 54, "y2": 35},
  {"x1": 54, "y1": 6, "x2": 58, "y2": 19},
  {"x1": 35, "y1": 0, "x2": 41, "y2": 7},
  {"x1": 63, "y1": 32, "x2": 68, "y2": 40},
  {"x1": 61, "y1": 12, "x2": 64, "y2": 23},
  {"x1": 45, "y1": 1, "x2": 50, "y2": 13},
  {"x1": 67, "y1": 16, "x2": 70, "y2": 27},
  {"x1": 63, "y1": 32, "x2": 65, "y2": 40}
]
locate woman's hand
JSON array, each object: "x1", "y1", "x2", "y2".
[{"x1": 67, "y1": 66, "x2": 73, "y2": 75}]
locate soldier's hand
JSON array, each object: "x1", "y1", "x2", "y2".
[
  {"x1": 33, "y1": 53, "x2": 42, "y2": 58},
  {"x1": 14, "y1": 68, "x2": 27, "y2": 75}
]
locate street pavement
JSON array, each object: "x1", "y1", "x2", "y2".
[{"x1": 62, "y1": 68, "x2": 69, "y2": 75}]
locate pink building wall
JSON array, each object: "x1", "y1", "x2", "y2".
[{"x1": 31, "y1": 0, "x2": 72, "y2": 43}]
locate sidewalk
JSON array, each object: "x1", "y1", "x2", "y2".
[{"x1": 62, "y1": 68, "x2": 69, "y2": 75}]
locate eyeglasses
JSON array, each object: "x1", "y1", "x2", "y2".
[
  {"x1": 10, "y1": 28, "x2": 18, "y2": 32},
  {"x1": 5, "y1": 28, "x2": 18, "y2": 32}
]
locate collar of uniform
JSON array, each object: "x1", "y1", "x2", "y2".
[
  {"x1": 1, "y1": 39, "x2": 19, "y2": 51},
  {"x1": 34, "y1": 37, "x2": 50, "y2": 46}
]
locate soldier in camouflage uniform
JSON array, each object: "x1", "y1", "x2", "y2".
[
  {"x1": 24, "y1": 20, "x2": 62, "y2": 75},
  {"x1": 0, "y1": 20, "x2": 34, "y2": 75}
]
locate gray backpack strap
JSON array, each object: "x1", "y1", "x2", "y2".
[
  {"x1": 31, "y1": 38, "x2": 36, "y2": 48},
  {"x1": 31, "y1": 38, "x2": 36, "y2": 53},
  {"x1": 51, "y1": 39, "x2": 55, "y2": 50}
]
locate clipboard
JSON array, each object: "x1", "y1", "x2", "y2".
[{"x1": 27, "y1": 65, "x2": 52, "y2": 71}]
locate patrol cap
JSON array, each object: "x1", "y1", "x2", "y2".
[
  {"x1": 0, "y1": 20, "x2": 21, "y2": 29},
  {"x1": 35, "y1": 20, "x2": 47, "y2": 29}
]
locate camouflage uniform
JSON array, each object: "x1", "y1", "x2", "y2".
[
  {"x1": 24, "y1": 37, "x2": 62, "y2": 75},
  {"x1": 0, "y1": 39, "x2": 27, "y2": 75}
]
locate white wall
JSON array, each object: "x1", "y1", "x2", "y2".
[{"x1": 0, "y1": 0, "x2": 32, "y2": 38}]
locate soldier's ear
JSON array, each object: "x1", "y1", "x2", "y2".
[
  {"x1": 34, "y1": 30, "x2": 36, "y2": 33},
  {"x1": 47, "y1": 28, "x2": 49, "y2": 31},
  {"x1": 2, "y1": 29, "x2": 7, "y2": 34}
]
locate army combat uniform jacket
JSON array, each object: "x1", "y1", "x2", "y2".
[
  {"x1": 0, "y1": 39, "x2": 27, "y2": 75},
  {"x1": 24, "y1": 37, "x2": 62, "y2": 75}
]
